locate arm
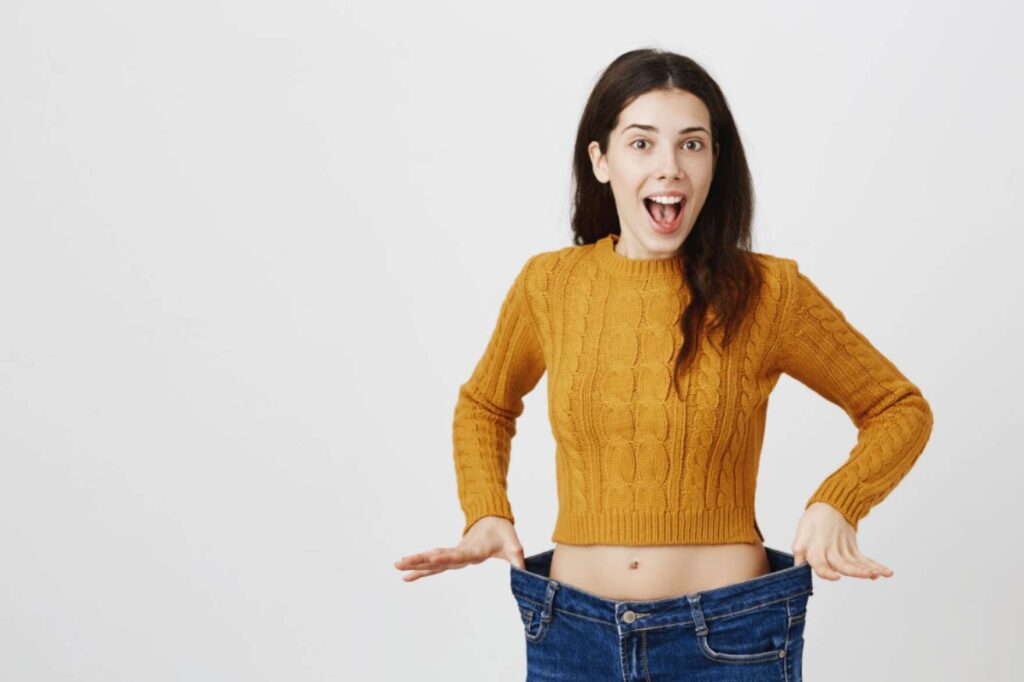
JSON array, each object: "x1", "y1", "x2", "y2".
[
  {"x1": 772, "y1": 258, "x2": 934, "y2": 532},
  {"x1": 452, "y1": 255, "x2": 546, "y2": 537}
]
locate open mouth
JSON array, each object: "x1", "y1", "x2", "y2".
[{"x1": 643, "y1": 197, "x2": 686, "y2": 234}]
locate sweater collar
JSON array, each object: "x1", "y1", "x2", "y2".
[{"x1": 594, "y1": 233, "x2": 686, "y2": 279}]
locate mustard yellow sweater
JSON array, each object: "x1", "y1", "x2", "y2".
[{"x1": 452, "y1": 233, "x2": 933, "y2": 545}]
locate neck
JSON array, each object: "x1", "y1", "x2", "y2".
[
  {"x1": 614, "y1": 230, "x2": 682, "y2": 261},
  {"x1": 595, "y1": 233, "x2": 685, "y2": 279}
]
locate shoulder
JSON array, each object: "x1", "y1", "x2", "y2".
[
  {"x1": 747, "y1": 251, "x2": 812, "y2": 325},
  {"x1": 748, "y1": 250, "x2": 800, "y2": 298},
  {"x1": 749, "y1": 250, "x2": 796, "y2": 275},
  {"x1": 750, "y1": 253, "x2": 851, "y2": 328},
  {"x1": 518, "y1": 242, "x2": 584, "y2": 287}
]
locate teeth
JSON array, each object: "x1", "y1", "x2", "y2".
[{"x1": 646, "y1": 195, "x2": 683, "y2": 204}]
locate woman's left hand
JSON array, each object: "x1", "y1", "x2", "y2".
[{"x1": 792, "y1": 502, "x2": 895, "y2": 581}]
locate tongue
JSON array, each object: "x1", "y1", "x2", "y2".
[{"x1": 649, "y1": 200, "x2": 681, "y2": 226}]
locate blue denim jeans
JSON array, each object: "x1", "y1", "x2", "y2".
[{"x1": 509, "y1": 546, "x2": 813, "y2": 681}]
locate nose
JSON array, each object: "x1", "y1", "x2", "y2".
[{"x1": 656, "y1": 148, "x2": 683, "y2": 179}]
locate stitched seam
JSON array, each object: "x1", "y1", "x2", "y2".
[
  {"x1": 766, "y1": 257, "x2": 798, "y2": 371},
  {"x1": 519, "y1": 254, "x2": 546, "y2": 357},
  {"x1": 618, "y1": 631, "x2": 629, "y2": 682},
  {"x1": 642, "y1": 630, "x2": 651, "y2": 682},
  {"x1": 783, "y1": 598, "x2": 791, "y2": 682},
  {"x1": 698, "y1": 635, "x2": 782, "y2": 663},
  {"x1": 704, "y1": 590, "x2": 813, "y2": 622}
]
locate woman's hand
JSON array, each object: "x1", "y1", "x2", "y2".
[
  {"x1": 792, "y1": 502, "x2": 895, "y2": 581},
  {"x1": 394, "y1": 516, "x2": 526, "y2": 583}
]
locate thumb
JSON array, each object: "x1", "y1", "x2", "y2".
[
  {"x1": 506, "y1": 546, "x2": 526, "y2": 570},
  {"x1": 793, "y1": 548, "x2": 807, "y2": 568}
]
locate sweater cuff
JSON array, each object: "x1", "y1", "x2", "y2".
[
  {"x1": 805, "y1": 476, "x2": 874, "y2": 532},
  {"x1": 461, "y1": 497, "x2": 515, "y2": 537}
]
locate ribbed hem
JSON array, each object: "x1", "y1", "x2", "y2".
[
  {"x1": 461, "y1": 498, "x2": 514, "y2": 537},
  {"x1": 551, "y1": 508, "x2": 763, "y2": 545},
  {"x1": 805, "y1": 477, "x2": 873, "y2": 532}
]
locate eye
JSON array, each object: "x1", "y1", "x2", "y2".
[{"x1": 630, "y1": 138, "x2": 706, "y2": 151}]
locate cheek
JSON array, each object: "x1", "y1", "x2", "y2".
[
  {"x1": 608, "y1": 160, "x2": 645, "y2": 187},
  {"x1": 686, "y1": 157, "x2": 714, "y2": 177},
  {"x1": 607, "y1": 174, "x2": 646, "y2": 205},
  {"x1": 690, "y1": 167, "x2": 715, "y2": 196}
]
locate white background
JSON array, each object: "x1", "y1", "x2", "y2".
[{"x1": 2, "y1": 0, "x2": 1021, "y2": 680}]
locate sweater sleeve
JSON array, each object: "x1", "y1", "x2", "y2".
[
  {"x1": 452, "y1": 255, "x2": 547, "y2": 537},
  {"x1": 772, "y1": 258, "x2": 934, "y2": 531}
]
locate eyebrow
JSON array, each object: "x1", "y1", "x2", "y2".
[{"x1": 622, "y1": 124, "x2": 710, "y2": 136}]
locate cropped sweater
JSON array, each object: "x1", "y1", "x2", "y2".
[{"x1": 451, "y1": 233, "x2": 934, "y2": 545}]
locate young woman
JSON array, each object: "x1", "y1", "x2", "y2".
[{"x1": 395, "y1": 49, "x2": 933, "y2": 680}]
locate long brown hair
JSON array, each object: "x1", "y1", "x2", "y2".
[{"x1": 570, "y1": 48, "x2": 764, "y2": 397}]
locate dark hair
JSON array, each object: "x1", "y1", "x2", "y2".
[{"x1": 570, "y1": 48, "x2": 764, "y2": 397}]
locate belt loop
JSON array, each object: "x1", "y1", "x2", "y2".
[
  {"x1": 541, "y1": 579, "x2": 560, "y2": 622},
  {"x1": 687, "y1": 593, "x2": 708, "y2": 636}
]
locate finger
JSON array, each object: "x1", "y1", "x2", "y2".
[
  {"x1": 505, "y1": 547, "x2": 526, "y2": 570},
  {"x1": 828, "y1": 547, "x2": 876, "y2": 579},
  {"x1": 402, "y1": 546, "x2": 483, "y2": 571},
  {"x1": 396, "y1": 548, "x2": 456, "y2": 569},
  {"x1": 401, "y1": 561, "x2": 467, "y2": 573},
  {"x1": 809, "y1": 549, "x2": 841, "y2": 580},
  {"x1": 394, "y1": 549, "x2": 437, "y2": 568},
  {"x1": 792, "y1": 547, "x2": 807, "y2": 568},
  {"x1": 838, "y1": 536, "x2": 893, "y2": 579},
  {"x1": 402, "y1": 567, "x2": 447, "y2": 582},
  {"x1": 854, "y1": 551, "x2": 894, "y2": 578},
  {"x1": 442, "y1": 548, "x2": 484, "y2": 566},
  {"x1": 839, "y1": 546, "x2": 877, "y2": 577},
  {"x1": 847, "y1": 543, "x2": 893, "y2": 576},
  {"x1": 398, "y1": 555, "x2": 471, "y2": 572},
  {"x1": 842, "y1": 546, "x2": 882, "y2": 579},
  {"x1": 847, "y1": 548, "x2": 892, "y2": 579},
  {"x1": 401, "y1": 547, "x2": 451, "y2": 563}
]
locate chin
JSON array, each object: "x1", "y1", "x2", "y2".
[{"x1": 638, "y1": 223, "x2": 689, "y2": 251}]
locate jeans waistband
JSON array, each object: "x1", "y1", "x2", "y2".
[{"x1": 509, "y1": 545, "x2": 813, "y2": 629}]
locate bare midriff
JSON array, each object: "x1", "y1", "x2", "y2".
[{"x1": 550, "y1": 541, "x2": 772, "y2": 601}]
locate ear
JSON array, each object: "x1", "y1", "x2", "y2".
[{"x1": 588, "y1": 141, "x2": 609, "y2": 184}]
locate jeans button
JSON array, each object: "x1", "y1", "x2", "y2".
[{"x1": 622, "y1": 610, "x2": 636, "y2": 623}]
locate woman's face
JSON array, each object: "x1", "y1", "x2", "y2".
[{"x1": 588, "y1": 88, "x2": 718, "y2": 260}]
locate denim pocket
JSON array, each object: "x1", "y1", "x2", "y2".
[
  {"x1": 696, "y1": 600, "x2": 790, "y2": 664},
  {"x1": 513, "y1": 594, "x2": 552, "y2": 644}
]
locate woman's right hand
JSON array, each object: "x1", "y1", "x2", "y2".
[{"x1": 394, "y1": 516, "x2": 526, "y2": 582}]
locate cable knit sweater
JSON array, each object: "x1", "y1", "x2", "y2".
[{"x1": 452, "y1": 233, "x2": 933, "y2": 545}]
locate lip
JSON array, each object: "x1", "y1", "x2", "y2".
[
  {"x1": 644, "y1": 195, "x2": 686, "y2": 234},
  {"x1": 643, "y1": 190, "x2": 687, "y2": 200}
]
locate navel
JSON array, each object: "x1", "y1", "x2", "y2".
[{"x1": 629, "y1": 559, "x2": 639, "y2": 569}]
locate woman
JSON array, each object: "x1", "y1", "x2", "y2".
[{"x1": 395, "y1": 49, "x2": 933, "y2": 680}]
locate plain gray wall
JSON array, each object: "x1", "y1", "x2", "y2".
[{"x1": 1, "y1": 0, "x2": 1021, "y2": 680}]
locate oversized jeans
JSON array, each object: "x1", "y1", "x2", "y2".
[{"x1": 510, "y1": 545, "x2": 814, "y2": 681}]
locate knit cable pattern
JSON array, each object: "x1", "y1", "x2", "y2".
[{"x1": 452, "y1": 234, "x2": 933, "y2": 543}]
